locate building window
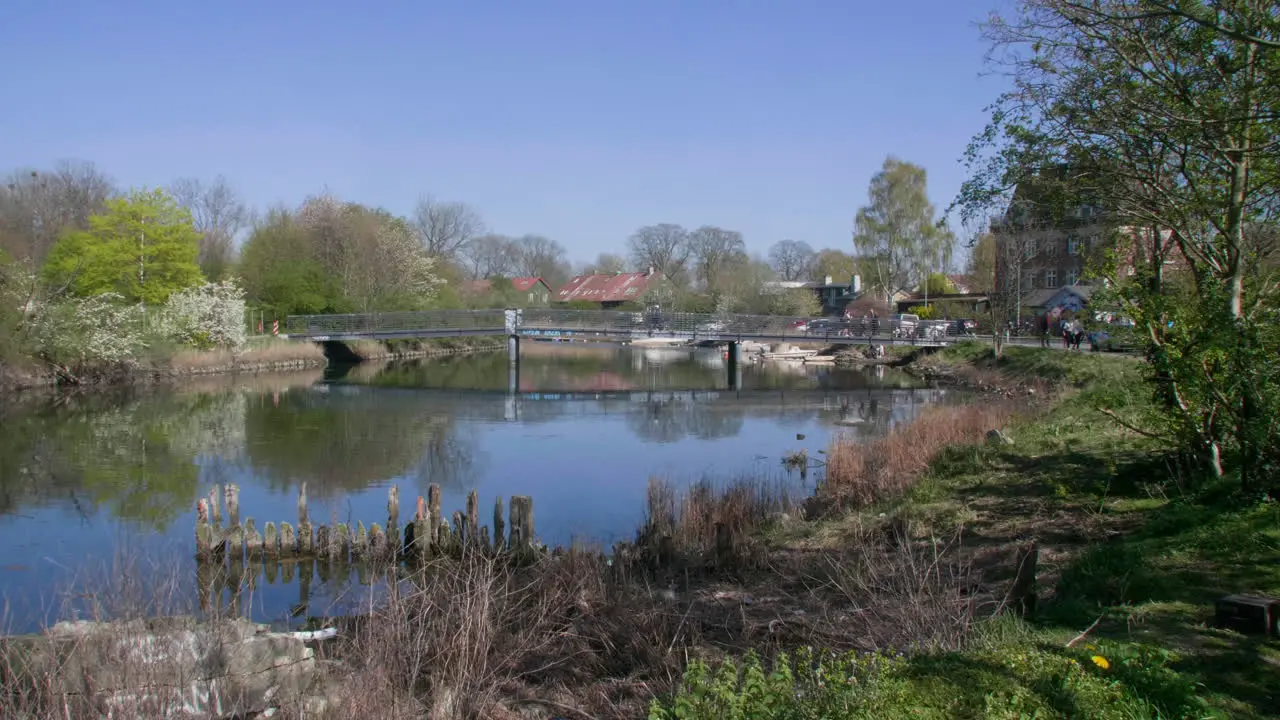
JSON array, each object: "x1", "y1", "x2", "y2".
[
  {"x1": 1087, "y1": 233, "x2": 1101, "y2": 251},
  {"x1": 1065, "y1": 270, "x2": 1078, "y2": 286},
  {"x1": 1023, "y1": 272, "x2": 1037, "y2": 290},
  {"x1": 1044, "y1": 269, "x2": 1058, "y2": 288},
  {"x1": 1024, "y1": 237, "x2": 1037, "y2": 258},
  {"x1": 1046, "y1": 239, "x2": 1060, "y2": 257},
  {"x1": 1067, "y1": 236, "x2": 1080, "y2": 255}
]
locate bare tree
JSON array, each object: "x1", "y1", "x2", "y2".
[
  {"x1": 583, "y1": 252, "x2": 628, "y2": 275},
  {"x1": 511, "y1": 234, "x2": 569, "y2": 282},
  {"x1": 689, "y1": 225, "x2": 746, "y2": 290},
  {"x1": 457, "y1": 234, "x2": 516, "y2": 279},
  {"x1": 627, "y1": 223, "x2": 689, "y2": 284},
  {"x1": 768, "y1": 239, "x2": 815, "y2": 281},
  {"x1": 169, "y1": 175, "x2": 248, "y2": 280},
  {"x1": 0, "y1": 161, "x2": 115, "y2": 266},
  {"x1": 413, "y1": 196, "x2": 485, "y2": 259}
]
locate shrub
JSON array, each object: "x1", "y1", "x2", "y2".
[
  {"x1": 155, "y1": 279, "x2": 248, "y2": 350},
  {"x1": 31, "y1": 293, "x2": 147, "y2": 366}
]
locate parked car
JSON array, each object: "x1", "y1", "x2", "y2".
[
  {"x1": 787, "y1": 319, "x2": 809, "y2": 333},
  {"x1": 807, "y1": 318, "x2": 851, "y2": 336}
]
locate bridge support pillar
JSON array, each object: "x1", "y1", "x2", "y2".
[
  {"x1": 726, "y1": 341, "x2": 741, "y2": 390},
  {"x1": 507, "y1": 335, "x2": 521, "y2": 394}
]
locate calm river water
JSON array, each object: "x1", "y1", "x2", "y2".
[{"x1": 0, "y1": 343, "x2": 957, "y2": 631}]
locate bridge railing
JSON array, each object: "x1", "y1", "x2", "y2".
[{"x1": 285, "y1": 309, "x2": 508, "y2": 338}]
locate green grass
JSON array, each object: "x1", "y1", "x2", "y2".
[{"x1": 679, "y1": 346, "x2": 1279, "y2": 719}]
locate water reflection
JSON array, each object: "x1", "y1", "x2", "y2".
[{"x1": 0, "y1": 344, "x2": 957, "y2": 631}]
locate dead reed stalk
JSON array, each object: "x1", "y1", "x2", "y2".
[{"x1": 823, "y1": 401, "x2": 1018, "y2": 508}]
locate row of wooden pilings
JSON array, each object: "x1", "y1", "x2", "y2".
[{"x1": 195, "y1": 482, "x2": 536, "y2": 565}]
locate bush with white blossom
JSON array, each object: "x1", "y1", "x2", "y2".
[
  {"x1": 156, "y1": 280, "x2": 248, "y2": 351},
  {"x1": 32, "y1": 293, "x2": 148, "y2": 366}
]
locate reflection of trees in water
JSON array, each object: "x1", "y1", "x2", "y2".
[
  {"x1": 241, "y1": 388, "x2": 478, "y2": 498},
  {"x1": 624, "y1": 400, "x2": 745, "y2": 443},
  {"x1": 0, "y1": 391, "x2": 247, "y2": 529}
]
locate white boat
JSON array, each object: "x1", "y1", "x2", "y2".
[{"x1": 761, "y1": 349, "x2": 820, "y2": 360}]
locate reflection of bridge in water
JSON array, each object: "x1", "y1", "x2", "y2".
[{"x1": 315, "y1": 382, "x2": 955, "y2": 428}]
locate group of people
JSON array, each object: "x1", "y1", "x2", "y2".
[{"x1": 1040, "y1": 315, "x2": 1086, "y2": 350}]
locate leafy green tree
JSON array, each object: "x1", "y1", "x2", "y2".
[
  {"x1": 854, "y1": 158, "x2": 955, "y2": 305},
  {"x1": 965, "y1": 232, "x2": 997, "y2": 292},
  {"x1": 917, "y1": 272, "x2": 957, "y2": 296},
  {"x1": 809, "y1": 248, "x2": 857, "y2": 285},
  {"x1": 956, "y1": 0, "x2": 1280, "y2": 490},
  {"x1": 238, "y1": 208, "x2": 346, "y2": 318},
  {"x1": 42, "y1": 188, "x2": 203, "y2": 304}
]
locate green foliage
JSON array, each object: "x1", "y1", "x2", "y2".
[
  {"x1": 908, "y1": 305, "x2": 935, "y2": 319},
  {"x1": 42, "y1": 188, "x2": 203, "y2": 305},
  {"x1": 237, "y1": 208, "x2": 348, "y2": 318},
  {"x1": 853, "y1": 157, "x2": 955, "y2": 303},
  {"x1": 765, "y1": 288, "x2": 820, "y2": 317},
  {"x1": 651, "y1": 640, "x2": 1209, "y2": 720},
  {"x1": 917, "y1": 272, "x2": 957, "y2": 296},
  {"x1": 809, "y1": 249, "x2": 856, "y2": 285}
]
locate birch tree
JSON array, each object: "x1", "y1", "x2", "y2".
[{"x1": 853, "y1": 157, "x2": 955, "y2": 305}]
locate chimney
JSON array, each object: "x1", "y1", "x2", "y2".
[
  {"x1": 824, "y1": 275, "x2": 833, "y2": 285},
  {"x1": 851, "y1": 275, "x2": 861, "y2": 294},
  {"x1": 647, "y1": 266, "x2": 654, "y2": 276}
]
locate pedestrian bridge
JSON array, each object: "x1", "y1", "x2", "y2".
[{"x1": 284, "y1": 308, "x2": 960, "y2": 346}]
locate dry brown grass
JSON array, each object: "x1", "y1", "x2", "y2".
[
  {"x1": 639, "y1": 477, "x2": 794, "y2": 569},
  {"x1": 168, "y1": 339, "x2": 327, "y2": 373},
  {"x1": 823, "y1": 401, "x2": 1020, "y2": 508}
]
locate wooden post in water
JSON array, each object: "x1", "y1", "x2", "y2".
[
  {"x1": 466, "y1": 490, "x2": 479, "y2": 546},
  {"x1": 370, "y1": 523, "x2": 387, "y2": 559},
  {"x1": 354, "y1": 521, "x2": 369, "y2": 557},
  {"x1": 452, "y1": 510, "x2": 466, "y2": 550},
  {"x1": 195, "y1": 498, "x2": 214, "y2": 558},
  {"x1": 226, "y1": 484, "x2": 241, "y2": 528},
  {"x1": 263, "y1": 522, "x2": 279, "y2": 559},
  {"x1": 280, "y1": 523, "x2": 297, "y2": 558},
  {"x1": 207, "y1": 486, "x2": 222, "y2": 526},
  {"x1": 245, "y1": 519, "x2": 263, "y2": 559},
  {"x1": 428, "y1": 484, "x2": 443, "y2": 552},
  {"x1": 509, "y1": 496, "x2": 534, "y2": 555},
  {"x1": 387, "y1": 485, "x2": 400, "y2": 529},
  {"x1": 493, "y1": 495, "x2": 506, "y2": 553},
  {"x1": 315, "y1": 526, "x2": 330, "y2": 561},
  {"x1": 297, "y1": 483, "x2": 313, "y2": 556},
  {"x1": 413, "y1": 496, "x2": 428, "y2": 560}
]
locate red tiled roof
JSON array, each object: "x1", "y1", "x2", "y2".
[
  {"x1": 555, "y1": 271, "x2": 659, "y2": 303},
  {"x1": 510, "y1": 277, "x2": 549, "y2": 292},
  {"x1": 462, "y1": 277, "x2": 548, "y2": 295}
]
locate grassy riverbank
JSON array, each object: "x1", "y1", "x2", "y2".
[{"x1": 4, "y1": 345, "x2": 1275, "y2": 719}]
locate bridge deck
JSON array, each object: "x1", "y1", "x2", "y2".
[{"x1": 285, "y1": 308, "x2": 1003, "y2": 347}]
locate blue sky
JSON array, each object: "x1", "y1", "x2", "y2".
[{"x1": 0, "y1": 0, "x2": 1007, "y2": 264}]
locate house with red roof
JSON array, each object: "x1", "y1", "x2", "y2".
[
  {"x1": 554, "y1": 269, "x2": 662, "y2": 308},
  {"x1": 461, "y1": 276, "x2": 553, "y2": 306}
]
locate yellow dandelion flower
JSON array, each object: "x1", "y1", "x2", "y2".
[{"x1": 1091, "y1": 655, "x2": 1110, "y2": 670}]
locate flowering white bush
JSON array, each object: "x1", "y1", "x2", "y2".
[
  {"x1": 32, "y1": 293, "x2": 147, "y2": 365},
  {"x1": 156, "y1": 280, "x2": 247, "y2": 350}
]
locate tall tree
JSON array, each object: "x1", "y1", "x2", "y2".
[
  {"x1": 42, "y1": 188, "x2": 203, "y2": 305},
  {"x1": 809, "y1": 248, "x2": 857, "y2": 284},
  {"x1": 582, "y1": 252, "x2": 628, "y2": 275},
  {"x1": 965, "y1": 232, "x2": 998, "y2": 293},
  {"x1": 458, "y1": 234, "x2": 517, "y2": 279},
  {"x1": 854, "y1": 157, "x2": 955, "y2": 305},
  {"x1": 768, "y1": 239, "x2": 815, "y2": 281},
  {"x1": 169, "y1": 175, "x2": 247, "y2": 280},
  {"x1": 238, "y1": 208, "x2": 344, "y2": 318},
  {"x1": 689, "y1": 225, "x2": 746, "y2": 290},
  {"x1": 413, "y1": 196, "x2": 484, "y2": 259},
  {"x1": 511, "y1": 234, "x2": 569, "y2": 284},
  {"x1": 627, "y1": 223, "x2": 690, "y2": 285},
  {"x1": 0, "y1": 162, "x2": 115, "y2": 266},
  {"x1": 956, "y1": 0, "x2": 1280, "y2": 487}
]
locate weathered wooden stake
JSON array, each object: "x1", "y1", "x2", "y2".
[
  {"x1": 336, "y1": 523, "x2": 351, "y2": 559},
  {"x1": 354, "y1": 521, "x2": 369, "y2": 557},
  {"x1": 245, "y1": 519, "x2": 264, "y2": 559},
  {"x1": 370, "y1": 523, "x2": 387, "y2": 558},
  {"x1": 225, "y1": 484, "x2": 241, "y2": 529},
  {"x1": 493, "y1": 495, "x2": 506, "y2": 552},
  {"x1": 452, "y1": 510, "x2": 466, "y2": 548},
  {"x1": 388, "y1": 486, "x2": 400, "y2": 529},
  {"x1": 263, "y1": 522, "x2": 279, "y2": 558},
  {"x1": 298, "y1": 484, "x2": 313, "y2": 556},
  {"x1": 466, "y1": 490, "x2": 480, "y2": 544},
  {"x1": 414, "y1": 496, "x2": 428, "y2": 559},
  {"x1": 428, "y1": 484, "x2": 443, "y2": 549},
  {"x1": 509, "y1": 496, "x2": 534, "y2": 553},
  {"x1": 315, "y1": 526, "x2": 330, "y2": 560},
  {"x1": 403, "y1": 521, "x2": 416, "y2": 560},
  {"x1": 282, "y1": 559, "x2": 296, "y2": 585},
  {"x1": 207, "y1": 486, "x2": 222, "y2": 526},
  {"x1": 280, "y1": 522, "x2": 297, "y2": 557},
  {"x1": 264, "y1": 559, "x2": 279, "y2": 585},
  {"x1": 195, "y1": 498, "x2": 213, "y2": 557},
  {"x1": 226, "y1": 523, "x2": 245, "y2": 562}
]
